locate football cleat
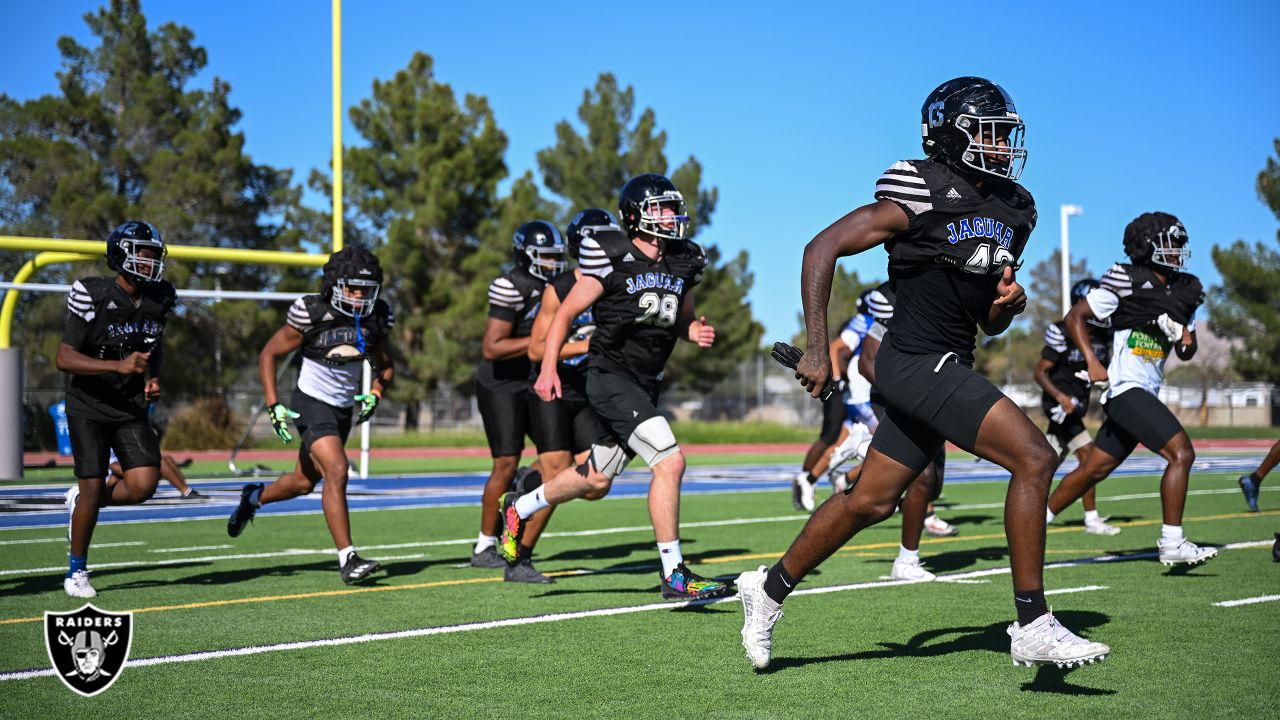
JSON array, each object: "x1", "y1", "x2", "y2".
[
  {"x1": 227, "y1": 483, "x2": 264, "y2": 538},
  {"x1": 339, "y1": 553, "x2": 380, "y2": 585},
  {"x1": 498, "y1": 492, "x2": 524, "y2": 565},
  {"x1": 504, "y1": 558, "x2": 555, "y2": 584},
  {"x1": 64, "y1": 569, "x2": 97, "y2": 599},
  {"x1": 181, "y1": 489, "x2": 205, "y2": 499},
  {"x1": 1008, "y1": 611, "x2": 1109, "y2": 668},
  {"x1": 832, "y1": 472, "x2": 849, "y2": 494},
  {"x1": 1084, "y1": 517, "x2": 1122, "y2": 536},
  {"x1": 470, "y1": 546, "x2": 507, "y2": 569},
  {"x1": 660, "y1": 562, "x2": 731, "y2": 601},
  {"x1": 1238, "y1": 475, "x2": 1260, "y2": 513},
  {"x1": 1157, "y1": 537, "x2": 1218, "y2": 567},
  {"x1": 890, "y1": 556, "x2": 936, "y2": 582},
  {"x1": 923, "y1": 513, "x2": 959, "y2": 537},
  {"x1": 64, "y1": 486, "x2": 79, "y2": 543},
  {"x1": 791, "y1": 471, "x2": 816, "y2": 512},
  {"x1": 737, "y1": 565, "x2": 783, "y2": 670}
]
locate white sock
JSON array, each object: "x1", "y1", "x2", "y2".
[
  {"x1": 896, "y1": 544, "x2": 919, "y2": 563},
  {"x1": 1045, "y1": 508, "x2": 1056, "y2": 524},
  {"x1": 514, "y1": 488, "x2": 550, "y2": 519},
  {"x1": 1084, "y1": 510, "x2": 1100, "y2": 523},
  {"x1": 657, "y1": 540, "x2": 683, "y2": 577},
  {"x1": 473, "y1": 534, "x2": 496, "y2": 554},
  {"x1": 248, "y1": 486, "x2": 263, "y2": 507},
  {"x1": 337, "y1": 545, "x2": 356, "y2": 568},
  {"x1": 1161, "y1": 524, "x2": 1183, "y2": 541}
]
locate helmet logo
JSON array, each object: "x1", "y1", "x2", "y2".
[{"x1": 928, "y1": 101, "x2": 945, "y2": 128}]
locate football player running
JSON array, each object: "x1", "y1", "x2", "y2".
[
  {"x1": 227, "y1": 247, "x2": 394, "y2": 585},
  {"x1": 738, "y1": 78, "x2": 1109, "y2": 671},
  {"x1": 468, "y1": 221, "x2": 563, "y2": 569},
  {"x1": 1034, "y1": 278, "x2": 1118, "y2": 535},
  {"x1": 1045, "y1": 213, "x2": 1215, "y2": 567},
  {"x1": 59, "y1": 221, "x2": 176, "y2": 598},
  {"x1": 503, "y1": 173, "x2": 730, "y2": 601},
  {"x1": 504, "y1": 209, "x2": 619, "y2": 583}
]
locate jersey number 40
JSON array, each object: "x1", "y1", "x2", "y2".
[{"x1": 637, "y1": 292, "x2": 679, "y2": 327}]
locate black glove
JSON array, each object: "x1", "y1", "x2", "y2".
[{"x1": 770, "y1": 341, "x2": 838, "y2": 401}]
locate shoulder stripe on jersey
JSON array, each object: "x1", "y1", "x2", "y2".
[
  {"x1": 865, "y1": 290, "x2": 894, "y2": 320},
  {"x1": 66, "y1": 281, "x2": 95, "y2": 322},
  {"x1": 1044, "y1": 323, "x2": 1068, "y2": 352},
  {"x1": 1101, "y1": 264, "x2": 1133, "y2": 297},
  {"x1": 286, "y1": 298, "x2": 311, "y2": 330},
  {"x1": 875, "y1": 161, "x2": 933, "y2": 215},
  {"x1": 578, "y1": 237, "x2": 613, "y2": 278}
]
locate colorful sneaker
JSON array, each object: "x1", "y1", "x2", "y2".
[
  {"x1": 791, "y1": 471, "x2": 816, "y2": 512},
  {"x1": 1084, "y1": 516, "x2": 1122, "y2": 536},
  {"x1": 339, "y1": 553, "x2": 380, "y2": 585},
  {"x1": 737, "y1": 565, "x2": 783, "y2": 670},
  {"x1": 64, "y1": 486, "x2": 79, "y2": 543},
  {"x1": 470, "y1": 546, "x2": 506, "y2": 568},
  {"x1": 660, "y1": 562, "x2": 731, "y2": 601},
  {"x1": 923, "y1": 513, "x2": 959, "y2": 537},
  {"x1": 505, "y1": 557, "x2": 554, "y2": 584},
  {"x1": 1238, "y1": 475, "x2": 1261, "y2": 513},
  {"x1": 227, "y1": 483, "x2": 263, "y2": 538},
  {"x1": 1157, "y1": 537, "x2": 1218, "y2": 567},
  {"x1": 64, "y1": 569, "x2": 97, "y2": 599},
  {"x1": 1008, "y1": 611, "x2": 1109, "y2": 668},
  {"x1": 890, "y1": 556, "x2": 936, "y2": 581},
  {"x1": 498, "y1": 492, "x2": 524, "y2": 565}
]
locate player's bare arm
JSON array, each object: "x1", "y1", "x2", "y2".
[
  {"x1": 1064, "y1": 299, "x2": 1108, "y2": 383},
  {"x1": 370, "y1": 337, "x2": 395, "y2": 394},
  {"x1": 535, "y1": 275, "x2": 603, "y2": 401},
  {"x1": 482, "y1": 316, "x2": 530, "y2": 361},
  {"x1": 797, "y1": 199, "x2": 908, "y2": 395},
  {"x1": 1033, "y1": 356, "x2": 1075, "y2": 413},
  {"x1": 528, "y1": 283, "x2": 590, "y2": 363},
  {"x1": 56, "y1": 343, "x2": 149, "y2": 376},
  {"x1": 677, "y1": 291, "x2": 715, "y2": 348},
  {"x1": 829, "y1": 337, "x2": 851, "y2": 381},
  {"x1": 857, "y1": 333, "x2": 879, "y2": 386},
  {"x1": 979, "y1": 266, "x2": 1026, "y2": 336},
  {"x1": 258, "y1": 324, "x2": 304, "y2": 407}
]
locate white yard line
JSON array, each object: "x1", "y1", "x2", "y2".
[
  {"x1": 0, "y1": 539, "x2": 1271, "y2": 683},
  {"x1": 1212, "y1": 594, "x2": 1280, "y2": 608},
  {"x1": 1045, "y1": 585, "x2": 1108, "y2": 596},
  {"x1": 150, "y1": 545, "x2": 234, "y2": 553},
  {"x1": 0, "y1": 538, "x2": 144, "y2": 547}
]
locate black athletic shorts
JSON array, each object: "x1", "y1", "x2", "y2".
[
  {"x1": 476, "y1": 382, "x2": 531, "y2": 457},
  {"x1": 1093, "y1": 388, "x2": 1184, "y2": 460},
  {"x1": 1046, "y1": 409, "x2": 1089, "y2": 458},
  {"x1": 819, "y1": 389, "x2": 845, "y2": 445},
  {"x1": 869, "y1": 341, "x2": 1005, "y2": 474},
  {"x1": 586, "y1": 368, "x2": 660, "y2": 452},
  {"x1": 68, "y1": 413, "x2": 160, "y2": 480},
  {"x1": 870, "y1": 397, "x2": 946, "y2": 500},
  {"x1": 292, "y1": 389, "x2": 354, "y2": 461},
  {"x1": 529, "y1": 391, "x2": 607, "y2": 455}
]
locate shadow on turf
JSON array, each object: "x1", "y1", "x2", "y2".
[
  {"x1": 762, "y1": 609, "x2": 1116, "y2": 695},
  {"x1": 914, "y1": 545, "x2": 1009, "y2": 573}
]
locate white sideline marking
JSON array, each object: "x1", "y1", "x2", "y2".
[
  {"x1": 951, "y1": 485, "x2": 1280, "y2": 511},
  {"x1": 150, "y1": 544, "x2": 234, "y2": 553},
  {"x1": 1212, "y1": 594, "x2": 1280, "y2": 608},
  {"x1": 1045, "y1": 585, "x2": 1108, "y2": 596},
  {"x1": 1, "y1": 539, "x2": 1271, "y2": 683},
  {"x1": 0, "y1": 538, "x2": 143, "y2": 547}
]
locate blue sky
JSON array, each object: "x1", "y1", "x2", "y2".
[{"x1": 5, "y1": 1, "x2": 1278, "y2": 338}]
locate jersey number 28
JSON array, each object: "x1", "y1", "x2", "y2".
[{"x1": 637, "y1": 292, "x2": 678, "y2": 328}]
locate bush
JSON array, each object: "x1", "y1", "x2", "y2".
[{"x1": 162, "y1": 398, "x2": 244, "y2": 451}]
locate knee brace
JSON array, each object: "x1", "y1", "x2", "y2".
[
  {"x1": 627, "y1": 416, "x2": 680, "y2": 468},
  {"x1": 586, "y1": 440, "x2": 630, "y2": 479}
]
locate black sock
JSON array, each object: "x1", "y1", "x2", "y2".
[
  {"x1": 517, "y1": 544, "x2": 533, "y2": 562},
  {"x1": 1249, "y1": 472, "x2": 1263, "y2": 488},
  {"x1": 805, "y1": 472, "x2": 818, "y2": 484},
  {"x1": 763, "y1": 561, "x2": 798, "y2": 604},
  {"x1": 1014, "y1": 588, "x2": 1048, "y2": 626}
]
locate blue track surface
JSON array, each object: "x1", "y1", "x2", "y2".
[{"x1": 0, "y1": 454, "x2": 1260, "y2": 530}]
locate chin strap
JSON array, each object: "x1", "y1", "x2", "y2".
[{"x1": 354, "y1": 313, "x2": 366, "y2": 354}]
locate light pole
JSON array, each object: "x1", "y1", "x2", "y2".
[{"x1": 1060, "y1": 204, "x2": 1084, "y2": 316}]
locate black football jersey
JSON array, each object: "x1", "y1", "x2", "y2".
[
  {"x1": 531, "y1": 270, "x2": 595, "y2": 401},
  {"x1": 288, "y1": 294, "x2": 394, "y2": 365},
  {"x1": 477, "y1": 267, "x2": 544, "y2": 393},
  {"x1": 1039, "y1": 320, "x2": 1113, "y2": 413},
  {"x1": 577, "y1": 228, "x2": 706, "y2": 390},
  {"x1": 1099, "y1": 263, "x2": 1204, "y2": 330},
  {"x1": 874, "y1": 159, "x2": 1037, "y2": 364},
  {"x1": 62, "y1": 276, "x2": 177, "y2": 422}
]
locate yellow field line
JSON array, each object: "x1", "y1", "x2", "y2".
[{"x1": 2, "y1": 509, "x2": 1274, "y2": 626}]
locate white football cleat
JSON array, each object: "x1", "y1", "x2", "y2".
[
  {"x1": 1157, "y1": 537, "x2": 1218, "y2": 567},
  {"x1": 1084, "y1": 516, "x2": 1122, "y2": 536},
  {"x1": 738, "y1": 566, "x2": 784, "y2": 670},
  {"x1": 791, "y1": 472, "x2": 816, "y2": 513},
  {"x1": 890, "y1": 556, "x2": 936, "y2": 582},
  {"x1": 1008, "y1": 611, "x2": 1109, "y2": 668},
  {"x1": 64, "y1": 569, "x2": 97, "y2": 598},
  {"x1": 832, "y1": 473, "x2": 849, "y2": 494},
  {"x1": 923, "y1": 513, "x2": 959, "y2": 537},
  {"x1": 826, "y1": 424, "x2": 870, "y2": 480}
]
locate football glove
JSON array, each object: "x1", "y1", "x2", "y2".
[
  {"x1": 1049, "y1": 397, "x2": 1080, "y2": 424},
  {"x1": 267, "y1": 402, "x2": 300, "y2": 444},
  {"x1": 354, "y1": 391, "x2": 380, "y2": 425},
  {"x1": 1156, "y1": 313, "x2": 1185, "y2": 344},
  {"x1": 771, "y1": 341, "x2": 839, "y2": 401}
]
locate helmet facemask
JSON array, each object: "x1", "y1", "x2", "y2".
[
  {"x1": 120, "y1": 239, "x2": 167, "y2": 284},
  {"x1": 1149, "y1": 223, "x2": 1190, "y2": 271},
  {"x1": 525, "y1": 245, "x2": 567, "y2": 280},
  {"x1": 634, "y1": 193, "x2": 690, "y2": 241},
  {"x1": 956, "y1": 115, "x2": 1027, "y2": 181},
  {"x1": 331, "y1": 277, "x2": 380, "y2": 318}
]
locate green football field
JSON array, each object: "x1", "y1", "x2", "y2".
[{"x1": 1, "y1": 469, "x2": 1277, "y2": 718}]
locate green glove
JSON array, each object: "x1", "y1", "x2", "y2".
[
  {"x1": 354, "y1": 391, "x2": 380, "y2": 425},
  {"x1": 267, "y1": 402, "x2": 300, "y2": 444}
]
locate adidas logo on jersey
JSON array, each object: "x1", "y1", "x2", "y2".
[
  {"x1": 106, "y1": 301, "x2": 118, "y2": 310},
  {"x1": 944, "y1": 187, "x2": 963, "y2": 202},
  {"x1": 1141, "y1": 281, "x2": 1154, "y2": 289},
  {"x1": 623, "y1": 253, "x2": 635, "y2": 262},
  {"x1": 322, "y1": 312, "x2": 335, "y2": 321}
]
